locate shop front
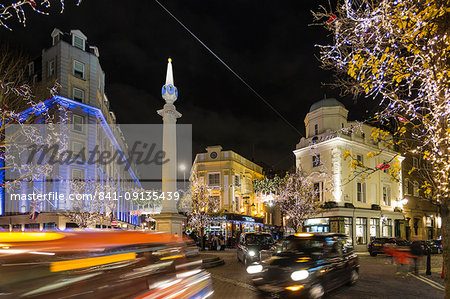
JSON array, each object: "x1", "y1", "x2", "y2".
[
  {"x1": 208, "y1": 213, "x2": 264, "y2": 247},
  {"x1": 304, "y1": 207, "x2": 405, "y2": 251}
]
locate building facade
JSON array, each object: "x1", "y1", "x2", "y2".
[
  {"x1": 191, "y1": 146, "x2": 279, "y2": 237},
  {"x1": 0, "y1": 29, "x2": 141, "y2": 230},
  {"x1": 294, "y1": 98, "x2": 405, "y2": 251},
  {"x1": 402, "y1": 153, "x2": 441, "y2": 240}
]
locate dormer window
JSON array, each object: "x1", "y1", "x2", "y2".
[
  {"x1": 52, "y1": 34, "x2": 60, "y2": 46},
  {"x1": 72, "y1": 35, "x2": 85, "y2": 50}
]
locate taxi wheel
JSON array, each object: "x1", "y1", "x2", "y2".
[
  {"x1": 370, "y1": 252, "x2": 377, "y2": 257},
  {"x1": 348, "y1": 269, "x2": 359, "y2": 285},
  {"x1": 309, "y1": 283, "x2": 324, "y2": 299}
]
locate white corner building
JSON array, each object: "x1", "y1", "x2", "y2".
[{"x1": 294, "y1": 98, "x2": 405, "y2": 251}]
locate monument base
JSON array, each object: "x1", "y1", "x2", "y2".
[{"x1": 153, "y1": 213, "x2": 186, "y2": 235}]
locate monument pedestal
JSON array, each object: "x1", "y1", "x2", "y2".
[{"x1": 153, "y1": 213, "x2": 186, "y2": 235}]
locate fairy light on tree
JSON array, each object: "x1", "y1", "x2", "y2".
[
  {"x1": 180, "y1": 180, "x2": 220, "y2": 249},
  {"x1": 314, "y1": 0, "x2": 450, "y2": 293},
  {"x1": 255, "y1": 170, "x2": 321, "y2": 233},
  {"x1": 0, "y1": 0, "x2": 82, "y2": 30}
]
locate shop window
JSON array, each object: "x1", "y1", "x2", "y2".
[
  {"x1": 344, "y1": 217, "x2": 353, "y2": 244},
  {"x1": 356, "y1": 217, "x2": 367, "y2": 245},
  {"x1": 382, "y1": 219, "x2": 393, "y2": 237},
  {"x1": 370, "y1": 218, "x2": 380, "y2": 238}
]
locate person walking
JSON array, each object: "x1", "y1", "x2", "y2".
[
  {"x1": 410, "y1": 241, "x2": 424, "y2": 274},
  {"x1": 394, "y1": 247, "x2": 414, "y2": 277}
]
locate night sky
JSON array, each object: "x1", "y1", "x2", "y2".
[{"x1": 1, "y1": 0, "x2": 374, "y2": 171}]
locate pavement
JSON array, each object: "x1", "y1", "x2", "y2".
[{"x1": 205, "y1": 249, "x2": 445, "y2": 299}]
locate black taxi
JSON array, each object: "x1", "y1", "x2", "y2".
[{"x1": 246, "y1": 233, "x2": 359, "y2": 298}]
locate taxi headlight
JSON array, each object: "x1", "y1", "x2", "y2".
[
  {"x1": 291, "y1": 270, "x2": 309, "y2": 281},
  {"x1": 248, "y1": 250, "x2": 256, "y2": 257},
  {"x1": 246, "y1": 264, "x2": 263, "y2": 274}
]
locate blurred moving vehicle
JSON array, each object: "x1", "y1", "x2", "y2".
[
  {"x1": 411, "y1": 240, "x2": 431, "y2": 255},
  {"x1": 367, "y1": 238, "x2": 409, "y2": 256},
  {"x1": 247, "y1": 233, "x2": 359, "y2": 299},
  {"x1": 0, "y1": 231, "x2": 213, "y2": 299},
  {"x1": 427, "y1": 239, "x2": 442, "y2": 254},
  {"x1": 237, "y1": 232, "x2": 276, "y2": 266}
]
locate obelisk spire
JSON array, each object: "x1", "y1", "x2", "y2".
[{"x1": 161, "y1": 58, "x2": 178, "y2": 104}]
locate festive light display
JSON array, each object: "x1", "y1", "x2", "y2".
[
  {"x1": 0, "y1": 0, "x2": 82, "y2": 30},
  {"x1": 314, "y1": 0, "x2": 449, "y2": 291},
  {"x1": 255, "y1": 170, "x2": 321, "y2": 232},
  {"x1": 181, "y1": 180, "x2": 220, "y2": 242}
]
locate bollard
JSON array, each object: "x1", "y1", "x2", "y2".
[{"x1": 426, "y1": 251, "x2": 431, "y2": 275}]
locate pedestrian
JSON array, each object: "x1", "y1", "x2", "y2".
[
  {"x1": 220, "y1": 235, "x2": 225, "y2": 251},
  {"x1": 410, "y1": 241, "x2": 424, "y2": 274},
  {"x1": 393, "y1": 247, "x2": 414, "y2": 277}
]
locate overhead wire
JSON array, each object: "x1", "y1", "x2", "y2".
[{"x1": 154, "y1": 0, "x2": 303, "y2": 137}]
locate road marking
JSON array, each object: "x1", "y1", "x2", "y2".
[
  {"x1": 210, "y1": 273, "x2": 257, "y2": 292},
  {"x1": 410, "y1": 273, "x2": 445, "y2": 291}
]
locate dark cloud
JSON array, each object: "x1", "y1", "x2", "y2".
[{"x1": 0, "y1": 0, "x2": 374, "y2": 171}]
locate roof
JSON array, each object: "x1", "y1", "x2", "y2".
[{"x1": 309, "y1": 98, "x2": 345, "y2": 112}]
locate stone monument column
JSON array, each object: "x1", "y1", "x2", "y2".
[{"x1": 153, "y1": 58, "x2": 186, "y2": 234}]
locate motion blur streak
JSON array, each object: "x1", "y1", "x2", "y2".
[{"x1": 50, "y1": 252, "x2": 137, "y2": 272}]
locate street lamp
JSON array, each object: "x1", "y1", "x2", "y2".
[{"x1": 179, "y1": 164, "x2": 186, "y2": 189}]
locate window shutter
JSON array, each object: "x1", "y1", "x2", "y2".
[{"x1": 363, "y1": 183, "x2": 367, "y2": 203}]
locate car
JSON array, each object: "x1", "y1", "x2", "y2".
[
  {"x1": 427, "y1": 239, "x2": 442, "y2": 254},
  {"x1": 411, "y1": 240, "x2": 431, "y2": 255},
  {"x1": 237, "y1": 232, "x2": 276, "y2": 266},
  {"x1": 368, "y1": 238, "x2": 395, "y2": 256},
  {"x1": 367, "y1": 238, "x2": 409, "y2": 256},
  {"x1": 247, "y1": 233, "x2": 359, "y2": 299},
  {"x1": 0, "y1": 231, "x2": 214, "y2": 299}
]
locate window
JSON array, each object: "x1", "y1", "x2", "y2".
[
  {"x1": 357, "y1": 181, "x2": 366, "y2": 203},
  {"x1": 344, "y1": 217, "x2": 353, "y2": 245},
  {"x1": 208, "y1": 173, "x2": 220, "y2": 186},
  {"x1": 234, "y1": 175, "x2": 240, "y2": 186},
  {"x1": 413, "y1": 181, "x2": 419, "y2": 197},
  {"x1": 312, "y1": 155, "x2": 320, "y2": 167},
  {"x1": 71, "y1": 168, "x2": 84, "y2": 180},
  {"x1": 73, "y1": 35, "x2": 85, "y2": 50},
  {"x1": 370, "y1": 218, "x2": 380, "y2": 238},
  {"x1": 412, "y1": 157, "x2": 419, "y2": 169},
  {"x1": 382, "y1": 219, "x2": 393, "y2": 237},
  {"x1": 356, "y1": 217, "x2": 367, "y2": 245},
  {"x1": 28, "y1": 62, "x2": 34, "y2": 76},
  {"x1": 314, "y1": 124, "x2": 319, "y2": 135},
  {"x1": 405, "y1": 179, "x2": 412, "y2": 195},
  {"x1": 314, "y1": 182, "x2": 324, "y2": 201},
  {"x1": 413, "y1": 218, "x2": 420, "y2": 235},
  {"x1": 382, "y1": 185, "x2": 391, "y2": 206},
  {"x1": 48, "y1": 60, "x2": 55, "y2": 77},
  {"x1": 73, "y1": 60, "x2": 85, "y2": 79},
  {"x1": 71, "y1": 141, "x2": 86, "y2": 162},
  {"x1": 98, "y1": 77, "x2": 102, "y2": 91},
  {"x1": 73, "y1": 87, "x2": 85, "y2": 102},
  {"x1": 356, "y1": 154, "x2": 363, "y2": 165},
  {"x1": 52, "y1": 34, "x2": 59, "y2": 45},
  {"x1": 72, "y1": 114, "x2": 85, "y2": 133}
]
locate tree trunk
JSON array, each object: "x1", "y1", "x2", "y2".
[{"x1": 442, "y1": 204, "x2": 449, "y2": 298}]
